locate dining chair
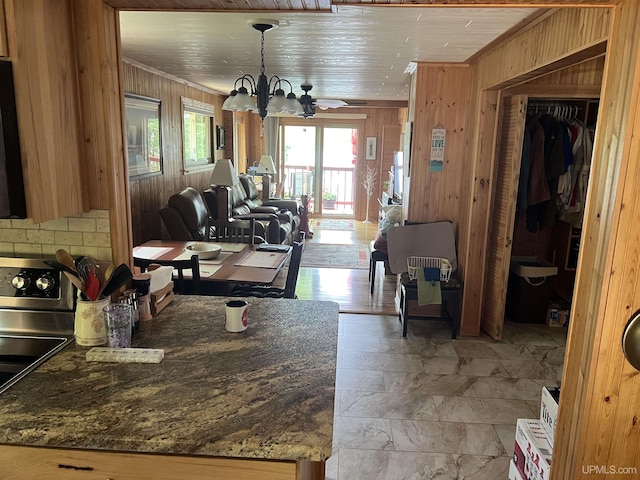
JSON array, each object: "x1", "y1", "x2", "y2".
[
  {"x1": 229, "y1": 239, "x2": 304, "y2": 299},
  {"x1": 133, "y1": 254, "x2": 201, "y2": 295},
  {"x1": 211, "y1": 218, "x2": 257, "y2": 244}
]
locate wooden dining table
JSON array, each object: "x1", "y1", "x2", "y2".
[{"x1": 133, "y1": 240, "x2": 291, "y2": 292}]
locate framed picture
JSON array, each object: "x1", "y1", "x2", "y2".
[
  {"x1": 366, "y1": 136, "x2": 377, "y2": 160},
  {"x1": 216, "y1": 125, "x2": 226, "y2": 150},
  {"x1": 124, "y1": 94, "x2": 162, "y2": 178}
]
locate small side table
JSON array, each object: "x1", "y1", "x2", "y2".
[
  {"x1": 398, "y1": 272, "x2": 462, "y2": 339},
  {"x1": 369, "y1": 240, "x2": 389, "y2": 294}
]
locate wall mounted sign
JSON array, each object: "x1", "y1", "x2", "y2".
[{"x1": 430, "y1": 127, "x2": 446, "y2": 172}]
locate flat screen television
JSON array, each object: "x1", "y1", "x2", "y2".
[{"x1": 393, "y1": 151, "x2": 403, "y2": 203}]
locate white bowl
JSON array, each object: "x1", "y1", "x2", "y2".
[{"x1": 185, "y1": 243, "x2": 222, "y2": 259}]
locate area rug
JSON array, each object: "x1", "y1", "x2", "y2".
[
  {"x1": 300, "y1": 243, "x2": 369, "y2": 269},
  {"x1": 312, "y1": 218, "x2": 356, "y2": 231}
]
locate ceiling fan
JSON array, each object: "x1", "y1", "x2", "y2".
[{"x1": 298, "y1": 84, "x2": 348, "y2": 118}]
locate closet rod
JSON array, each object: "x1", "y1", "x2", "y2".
[
  {"x1": 526, "y1": 100, "x2": 585, "y2": 108},
  {"x1": 526, "y1": 102, "x2": 583, "y2": 117}
]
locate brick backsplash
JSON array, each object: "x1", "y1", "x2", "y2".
[{"x1": 0, "y1": 210, "x2": 112, "y2": 261}]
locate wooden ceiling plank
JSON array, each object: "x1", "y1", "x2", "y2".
[
  {"x1": 104, "y1": 0, "x2": 332, "y2": 9},
  {"x1": 331, "y1": 0, "x2": 613, "y2": 5},
  {"x1": 106, "y1": 0, "x2": 613, "y2": 7}
]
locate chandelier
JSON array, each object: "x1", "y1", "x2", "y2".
[{"x1": 222, "y1": 23, "x2": 303, "y2": 119}]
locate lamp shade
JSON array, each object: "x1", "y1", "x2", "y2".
[
  {"x1": 256, "y1": 155, "x2": 277, "y2": 174},
  {"x1": 210, "y1": 159, "x2": 239, "y2": 186}
]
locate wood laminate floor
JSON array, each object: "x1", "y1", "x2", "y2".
[{"x1": 296, "y1": 219, "x2": 397, "y2": 315}]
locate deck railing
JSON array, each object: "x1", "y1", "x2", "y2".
[{"x1": 283, "y1": 165, "x2": 354, "y2": 213}]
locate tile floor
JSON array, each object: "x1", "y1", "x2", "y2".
[{"x1": 325, "y1": 314, "x2": 567, "y2": 480}]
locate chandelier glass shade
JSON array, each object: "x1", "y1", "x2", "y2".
[{"x1": 222, "y1": 23, "x2": 304, "y2": 119}]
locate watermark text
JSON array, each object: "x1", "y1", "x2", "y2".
[{"x1": 582, "y1": 465, "x2": 637, "y2": 475}]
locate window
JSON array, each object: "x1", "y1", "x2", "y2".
[
  {"x1": 182, "y1": 97, "x2": 214, "y2": 171},
  {"x1": 125, "y1": 94, "x2": 162, "y2": 178}
]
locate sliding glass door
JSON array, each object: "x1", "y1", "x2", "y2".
[{"x1": 281, "y1": 124, "x2": 357, "y2": 216}]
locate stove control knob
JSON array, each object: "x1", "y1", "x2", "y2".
[
  {"x1": 36, "y1": 274, "x2": 55, "y2": 292},
  {"x1": 11, "y1": 274, "x2": 30, "y2": 290}
]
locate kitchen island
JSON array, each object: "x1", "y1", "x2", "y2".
[{"x1": 0, "y1": 296, "x2": 339, "y2": 480}]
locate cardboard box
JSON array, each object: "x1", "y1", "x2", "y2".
[
  {"x1": 540, "y1": 386, "x2": 560, "y2": 447},
  {"x1": 510, "y1": 459, "x2": 526, "y2": 480},
  {"x1": 513, "y1": 437, "x2": 527, "y2": 479},
  {"x1": 546, "y1": 302, "x2": 570, "y2": 327},
  {"x1": 514, "y1": 419, "x2": 552, "y2": 480}
]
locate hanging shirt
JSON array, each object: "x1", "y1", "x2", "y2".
[
  {"x1": 517, "y1": 127, "x2": 531, "y2": 211},
  {"x1": 527, "y1": 117, "x2": 550, "y2": 206}
]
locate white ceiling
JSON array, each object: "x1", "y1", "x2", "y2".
[{"x1": 119, "y1": 7, "x2": 540, "y2": 103}]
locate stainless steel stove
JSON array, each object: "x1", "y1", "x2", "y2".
[{"x1": 0, "y1": 257, "x2": 75, "y2": 394}]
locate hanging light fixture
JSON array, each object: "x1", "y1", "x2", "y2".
[{"x1": 222, "y1": 22, "x2": 303, "y2": 119}]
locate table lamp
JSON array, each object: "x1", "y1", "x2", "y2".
[
  {"x1": 256, "y1": 155, "x2": 277, "y2": 175},
  {"x1": 210, "y1": 159, "x2": 239, "y2": 221},
  {"x1": 256, "y1": 155, "x2": 277, "y2": 200}
]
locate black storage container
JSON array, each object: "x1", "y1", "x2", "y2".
[{"x1": 506, "y1": 256, "x2": 558, "y2": 324}]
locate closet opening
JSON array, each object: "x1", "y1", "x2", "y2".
[
  {"x1": 480, "y1": 93, "x2": 600, "y2": 341},
  {"x1": 507, "y1": 98, "x2": 598, "y2": 330}
]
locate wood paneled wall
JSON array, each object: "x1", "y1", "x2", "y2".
[
  {"x1": 475, "y1": 8, "x2": 610, "y2": 91},
  {"x1": 73, "y1": 0, "x2": 130, "y2": 264},
  {"x1": 405, "y1": 64, "x2": 470, "y2": 230},
  {"x1": 345, "y1": 107, "x2": 405, "y2": 222},
  {"x1": 506, "y1": 56, "x2": 605, "y2": 97},
  {"x1": 554, "y1": 2, "x2": 640, "y2": 477},
  {"x1": 460, "y1": 7, "x2": 610, "y2": 337},
  {"x1": 380, "y1": 123, "x2": 401, "y2": 198},
  {"x1": 123, "y1": 62, "x2": 228, "y2": 245}
]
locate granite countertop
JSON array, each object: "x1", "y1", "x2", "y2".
[{"x1": 0, "y1": 296, "x2": 339, "y2": 462}]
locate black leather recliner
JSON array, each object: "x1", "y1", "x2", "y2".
[
  {"x1": 202, "y1": 186, "x2": 284, "y2": 244},
  {"x1": 160, "y1": 186, "x2": 270, "y2": 243},
  {"x1": 159, "y1": 187, "x2": 214, "y2": 241},
  {"x1": 238, "y1": 175, "x2": 301, "y2": 241}
]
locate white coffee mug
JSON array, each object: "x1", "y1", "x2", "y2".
[{"x1": 225, "y1": 300, "x2": 248, "y2": 332}]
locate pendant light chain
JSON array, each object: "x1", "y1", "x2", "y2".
[
  {"x1": 260, "y1": 30, "x2": 266, "y2": 77},
  {"x1": 222, "y1": 22, "x2": 304, "y2": 119}
]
